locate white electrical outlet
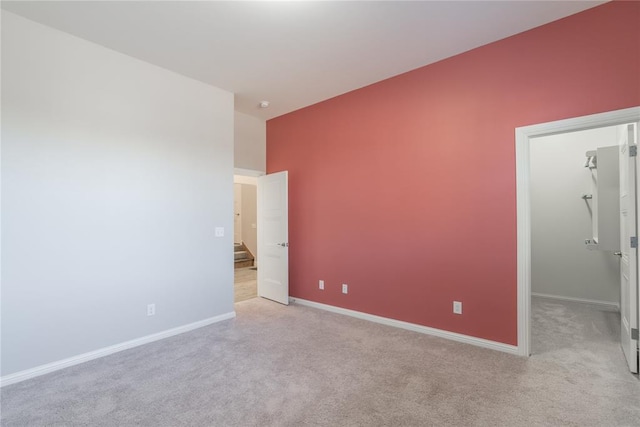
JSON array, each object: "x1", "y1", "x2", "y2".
[
  {"x1": 453, "y1": 301, "x2": 462, "y2": 315},
  {"x1": 147, "y1": 303, "x2": 156, "y2": 316},
  {"x1": 319, "y1": 280, "x2": 325, "y2": 290},
  {"x1": 342, "y1": 284, "x2": 348, "y2": 294},
  {"x1": 215, "y1": 227, "x2": 224, "y2": 237}
]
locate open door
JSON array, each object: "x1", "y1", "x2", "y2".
[
  {"x1": 257, "y1": 171, "x2": 289, "y2": 305},
  {"x1": 619, "y1": 123, "x2": 639, "y2": 373}
]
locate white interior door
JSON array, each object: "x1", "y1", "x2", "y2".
[
  {"x1": 257, "y1": 171, "x2": 289, "y2": 305},
  {"x1": 619, "y1": 122, "x2": 639, "y2": 373}
]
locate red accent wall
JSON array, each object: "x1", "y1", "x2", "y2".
[{"x1": 266, "y1": 1, "x2": 640, "y2": 345}]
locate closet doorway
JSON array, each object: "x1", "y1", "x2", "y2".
[
  {"x1": 530, "y1": 126, "x2": 620, "y2": 309},
  {"x1": 515, "y1": 107, "x2": 640, "y2": 374},
  {"x1": 529, "y1": 126, "x2": 622, "y2": 367}
]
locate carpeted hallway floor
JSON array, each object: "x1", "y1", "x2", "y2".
[{"x1": 1, "y1": 297, "x2": 638, "y2": 426}]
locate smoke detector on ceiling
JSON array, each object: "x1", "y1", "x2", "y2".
[{"x1": 259, "y1": 101, "x2": 270, "y2": 108}]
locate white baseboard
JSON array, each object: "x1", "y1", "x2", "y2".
[
  {"x1": 531, "y1": 292, "x2": 619, "y2": 311},
  {"x1": 0, "y1": 311, "x2": 236, "y2": 388},
  {"x1": 291, "y1": 298, "x2": 519, "y2": 356}
]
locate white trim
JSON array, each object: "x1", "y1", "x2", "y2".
[
  {"x1": 532, "y1": 292, "x2": 620, "y2": 312},
  {"x1": 234, "y1": 167, "x2": 265, "y2": 177},
  {"x1": 516, "y1": 106, "x2": 640, "y2": 357},
  {"x1": 291, "y1": 298, "x2": 519, "y2": 355},
  {"x1": 0, "y1": 311, "x2": 236, "y2": 388}
]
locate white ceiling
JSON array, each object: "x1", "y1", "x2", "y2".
[{"x1": 2, "y1": 1, "x2": 607, "y2": 121}]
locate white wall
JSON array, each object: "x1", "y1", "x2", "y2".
[
  {"x1": 241, "y1": 184, "x2": 258, "y2": 261},
  {"x1": 233, "y1": 176, "x2": 257, "y2": 262},
  {"x1": 233, "y1": 175, "x2": 258, "y2": 186},
  {"x1": 530, "y1": 126, "x2": 620, "y2": 304},
  {"x1": 1, "y1": 13, "x2": 235, "y2": 377},
  {"x1": 234, "y1": 111, "x2": 266, "y2": 173},
  {"x1": 233, "y1": 183, "x2": 243, "y2": 244}
]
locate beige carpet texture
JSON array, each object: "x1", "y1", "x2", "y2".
[{"x1": 1, "y1": 297, "x2": 639, "y2": 426}]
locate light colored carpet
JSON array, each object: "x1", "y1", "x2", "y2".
[
  {"x1": 1, "y1": 297, "x2": 639, "y2": 426},
  {"x1": 234, "y1": 267, "x2": 257, "y2": 302}
]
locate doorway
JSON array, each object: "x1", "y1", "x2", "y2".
[
  {"x1": 233, "y1": 173, "x2": 259, "y2": 302},
  {"x1": 529, "y1": 126, "x2": 622, "y2": 359},
  {"x1": 530, "y1": 126, "x2": 620, "y2": 308},
  {"x1": 231, "y1": 169, "x2": 290, "y2": 305},
  {"x1": 515, "y1": 107, "x2": 640, "y2": 372}
]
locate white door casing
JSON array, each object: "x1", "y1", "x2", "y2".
[
  {"x1": 257, "y1": 171, "x2": 289, "y2": 305},
  {"x1": 619, "y1": 123, "x2": 639, "y2": 373},
  {"x1": 515, "y1": 106, "x2": 640, "y2": 357}
]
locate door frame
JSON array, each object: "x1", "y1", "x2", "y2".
[
  {"x1": 515, "y1": 106, "x2": 640, "y2": 357},
  {"x1": 233, "y1": 183, "x2": 243, "y2": 244}
]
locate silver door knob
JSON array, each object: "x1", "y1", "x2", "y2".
[
  {"x1": 279, "y1": 242, "x2": 289, "y2": 247},
  {"x1": 614, "y1": 251, "x2": 622, "y2": 257}
]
